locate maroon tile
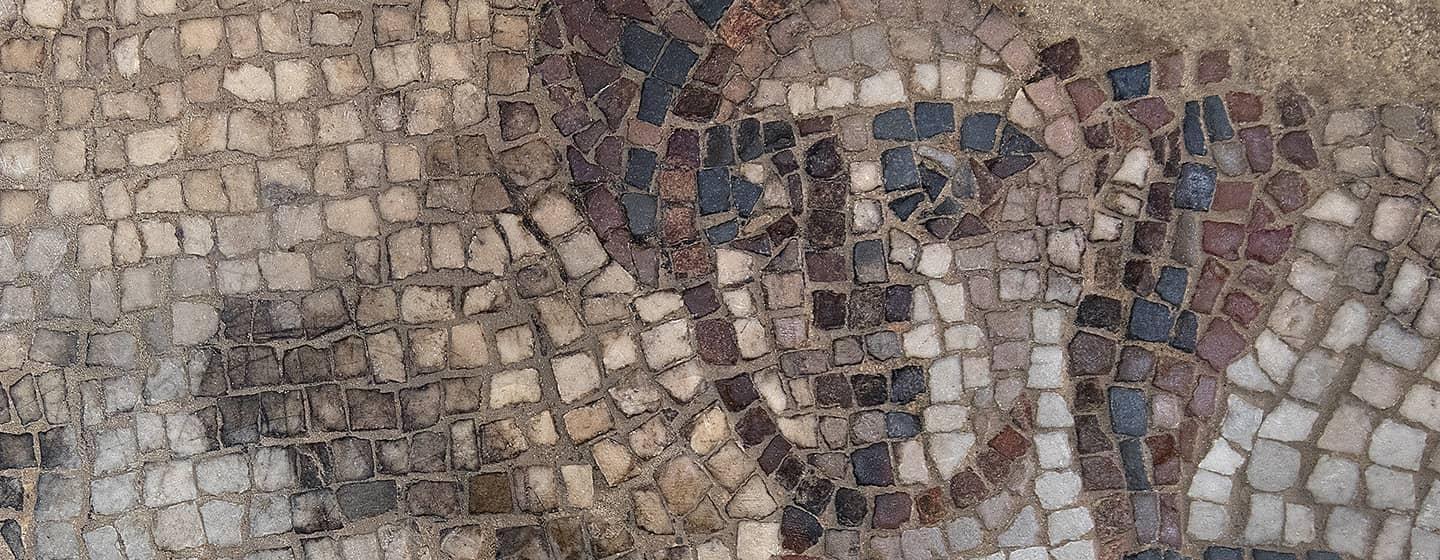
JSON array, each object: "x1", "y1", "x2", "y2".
[
  {"x1": 673, "y1": 87, "x2": 721, "y2": 122},
  {"x1": 1210, "y1": 180, "x2": 1254, "y2": 213},
  {"x1": 658, "y1": 169, "x2": 696, "y2": 202},
  {"x1": 1075, "y1": 380, "x2": 1107, "y2": 413},
  {"x1": 1146, "y1": 183, "x2": 1174, "y2": 220},
  {"x1": 1201, "y1": 221, "x2": 1246, "y2": 259},
  {"x1": 1189, "y1": 259, "x2": 1229, "y2": 314},
  {"x1": 1196, "y1": 319, "x2": 1245, "y2": 370},
  {"x1": 670, "y1": 245, "x2": 713, "y2": 277},
  {"x1": 1226, "y1": 91, "x2": 1263, "y2": 122},
  {"x1": 1133, "y1": 221, "x2": 1168, "y2": 254},
  {"x1": 1248, "y1": 202, "x2": 1277, "y2": 231},
  {"x1": 572, "y1": 54, "x2": 618, "y2": 97},
  {"x1": 915, "y1": 487, "x2": 949, "y2": 524},
  {"x1": 662, "y1": 207, "x2": 697, "y2": 245},
  {"x1": 1188, "y1": 376, "x2": 1219, "y2": 417},
  {"x1": 1237, "y1": 264, "x2": 1277, "y2": 293},
  {"x1": 1222, "y1": 290, "x2": 1261, "y2": 326},
  {"x1": 1152, "y1": 360, "x2": 1195, "y2": 394},
  {"x1": 804, "y1": 252, "x2": 847, "y2": 282},
  {"x1": 1075, "y1": 415, "x2": 1113, "y2": 454},
  {"x1": 1195, "y1": 50, "x2": 1230, "y2": 83},
  {"x1": 872, "y1": 493, "x2": 912, "y2": 529},
  {"x1": 1147, "y1": 434, "x2": 1181, "y2": 486},
  {"x1": 1079, "y1": 455, "x2": 1125, "y2": 490},
  {"x1": 948, "y1": 469, "x2": 987, "y2": 508},
  {"x1": 734, "y1": 408, "x2": 777, "y2": 447},
  {"x1": 1153, "y1": 52, "x2": 1184, "y2": 89},
  {"x1": 1245, "y1": 226, "x2": 1293, "y2": 264},
  {"x1": 1039, "y1": 38, "x2": 1082, "y2": 79},
  {"x1": 1117, "y1": 345, "x2": 1155, "y2": 382},
  {"x1": 975, "y1": 449, "x2": 1014, "y2": 484},
  {"x1": 1239, "y1": 126, "x2": 1273, "y2": 173},
  {"x1": 1069, "y1": 331, "x2": 1118, "y2": 376},
  {"x1": 1159, "y1": 493, "x2": 1183, "y2": 547},
  {"x1": 1277, "y1": 130, "x2": 1319, "y2": 169},
  {"x1": 1084, "y1": 122, "x2": 1115, "y2": 149},
  {"x1": 1124, "y1": 97, "x2": 1175, "y2": 131},
  {"x1": 1263, "y1": 170, "x2": 1309, "y2": 213},
  {"x1": 584, "y1": 187, "x2": 625, "y2": 234},
  {"x1": 1066, "y1": 79, "x2": 1107, "y2": 120},
  {"x1": 989, "y1": 426, "x2": 1030, "y2": 458}
]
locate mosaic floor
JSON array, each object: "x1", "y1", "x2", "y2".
[{"x1": 0, "y1": 0, "x2": 1437, "y2": 559}]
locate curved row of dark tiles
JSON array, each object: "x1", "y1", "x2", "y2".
[{"x1": 1055, "y1": 46, "x2": 1324, "y2": 553}]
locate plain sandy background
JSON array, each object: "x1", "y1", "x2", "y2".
[{"x1": 1004, "y1": 0, "x2": 1440, "y2": 107}]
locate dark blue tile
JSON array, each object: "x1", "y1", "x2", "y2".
[
  {"x1": 952, "y1": 165, "x2": 976, "y2": 198},
  {"x1": 960, "y1": 112, "x2": 1002, "y2": 152},
  {"x1": 1204, "y1": 547, "x2": 1242, "y2": 560},
  {"x1": 931, "y1": 197, "x2": 960, "y2": 216},
  {"x1": 999, "y1": 123, "x2": 1043, "y2": 155},
  {"x1": 924, "y1": 217, "x2": 957, "y2": 238},
  {"x1": 890, "y1": 366, "x2": 924, "y2": 403},
  {"x1": 697, "y1": 168, "x2": 731, "y2": 215},
  {"x1": 704, "y1": 125, "x2": 734, "y2": 167},
  {"x1": 872, "y1": 108, "x2": 916, "y2": 140},
  {"x1": 850, "y1": 443, "x2": 893, "y2": 486},
  {"x1": 732, "y1": 177, "x2": 762, "y2": 218},
  {"x1": 624, "y1": 148, "x2": 657, "y2": 190},
  {"x1": 914, "y1": 102, "x2": 955, "y2": 138},
  {"x1": 1183, "y1": 101, "x2": 1207, "y2": 156},
  {"x1": 1171, "y1": 310, "x2": 1197, "y2": 353},
  {"x1": 1126, "y1": 551, "x2": 1162, "y2": 560},
  {"x1": 0, "y1": 521, "x2": 18, "y2": 560},
  {"x1": 763, "y1": 121, "x2": 795, "y2": 152},
  {"x1": 1155, "y1": 266, "x2": 1187, "y2": 306},
  {"x1": 1252, "y1": 551, "x2": 1295, "y2": 560},
  {"x1": 737, "y1": 118, "x2": 763, "y2": 161},
  {"x1": 620, "y1": 24, "x2": 665, "y2": 72},
  {"x1": 653, "y1": 41, "x2": 698, "y2": 85},
  {"x1": 1174, "y1": 162, "x2": 1217, "y2": 211},
  {"x1": 637, "y1": 78, "x2": 674, "y2": 125},
  {"x1": 1108, "y1": 387, "x2": 1148, "y2": 437},
  {"x1": 1108, "y1": 62, "x2": 1151, "y2": 100},
  {"x1": 884, "y1": 412, "x2": 921, "y2": 438},
  {"x1": 1304, "y1": 552, "x2": 1340, "y2": 560},
  {"x1": 889, "y1": 193, "x2": 924, "y2": 221},
  {"x1": 920, "y1": 167, "x2": 947, "y2": 200},
  {"x1": 620, "y1": 193, "x2": 657, "y2": 236},
  {"x1": 1119, "y1": 438, "x2": 1151, "y2": 490},
  {"x1": 1128, "y1": 298, "x2": 1172, "y2": 342},
  {"x1": 705, "y1": 220, "x2": 738, "y2": 244},
  {"x1": 1128, "y1": 296, "x2": 1175, "y2": 339},
  {"x1": 1203, "y1": 95, "x2": 1234, "y2": 141},
  {"x1": 686, "y1": 0, "x2": 732, "y2": 26},
  {"x1": 853, "y1": 239, "x2": 886, "y2": 282},
  {"x1": 881, "y1": 147, "x2": 919, "y2": 191},
  {"x1": 804, "y1": 137, "x2": 841, "y2": 179}
]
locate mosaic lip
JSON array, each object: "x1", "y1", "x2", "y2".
[{"x1": 0, "y1": 0, "x2": 1436, "y2": 559}]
